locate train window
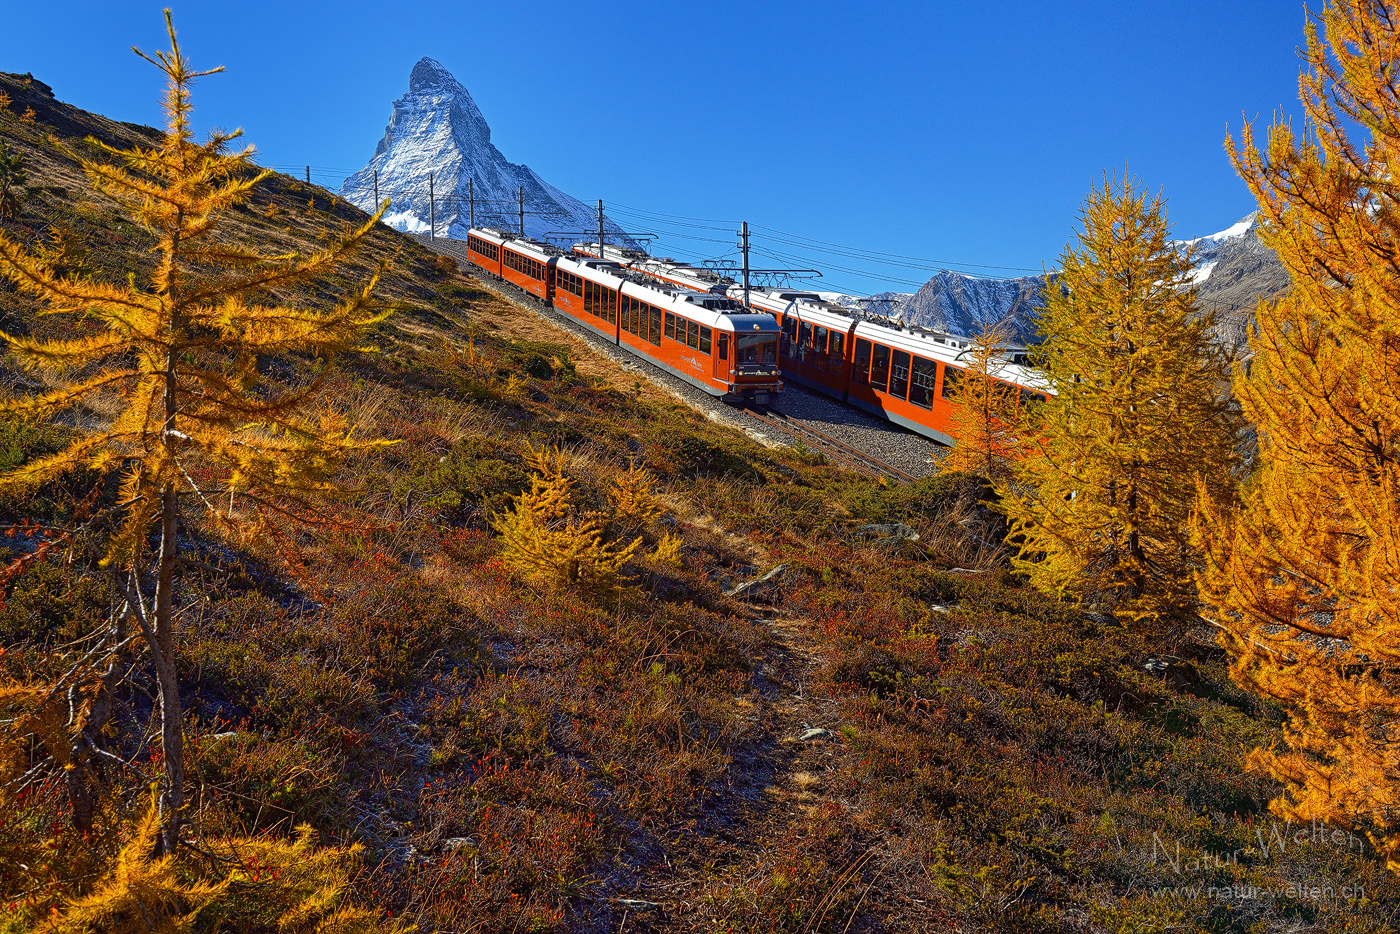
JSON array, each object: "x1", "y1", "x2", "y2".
[
  {"x1": 607, "y1": 288, "x2": 617, "y2": 325},
  {"x1": 828, "y1": 332, "x2": 845, "y2": 373},
  {"x1": 718, "y1": 334, "x2": 728, "y2": 360},
  {"x1": 813, "y1": 326, "x2": 829, "y2": 356},
  {"x1": 632, "y1": 298, "x2": 643, "y2": 336},
  {"x1": 853, "y1": 338, "x2": 871, "y2": 385},
  {"x1": 1019, "y1": 388, "x2": 1047, "y2": 407},
  {"x1": 909, "y1": 356, "x2": 936, "y2": 409},
  {"x1": 687, "y1": 320, "x2": 699, "y2": 349},
  {"x1": 781, "y1": 318, "x2": 797, "y2": 357},
  {"x1": 798, "y1": 322, "x2": 813, "y2": 360},
  {"x1": 870, "y1": 343, "x2": 890, "y2": 392},
  {"x1": 649, "y1": 306, "x2": 662, "y2": 346},
  {"x1": 736, "y1": 333, "x2": 776, "y2": 367},
  {"x1": 584, "y1": 280, "x2": 595, "y2": 315},
  {"x1": 941, "y1": 365, "x2": 963, "y2": 400},
  {"x1": 665, "y1": 312, "x2": 676, "y2": 340},
  {"x1": 699, "y1": 326, "x2": 712, "y2": 355},
  {"x1": 890, "y1": 349, "x2": 911, "y2": 400}
]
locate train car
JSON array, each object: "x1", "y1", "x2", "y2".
[
  {"x1": 552, "y1": 251, "x2": 783, "y2": 405},
  {"x1": 465, "y1": 227, "x2": 507, "y2": 278},
  {"x1": 499, "y1": 236, "x2": 561, "y2": 302},
  {"x1": 738, "y1": 285, "x2": 1046, "y2": 444},
  {"x1": 739, "y1": 288, "x2": 856, "y2": 398}
]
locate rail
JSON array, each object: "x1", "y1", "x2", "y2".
[{"x1": 739, "y1": 406, "x2": 916, "y2": 484}]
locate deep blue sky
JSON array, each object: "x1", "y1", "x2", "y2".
[{"x1": 2, "y1": 2, "x2": 1312, "y2": 294}]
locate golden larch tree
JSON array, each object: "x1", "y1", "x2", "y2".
[
  {"x1": 1193, "y1": 0, "x2": 1400, "y2": 868},
  {"x1": 0, "y1": 13, "x2": 388, "y2": 853},
  {"x1": 493, "y1": 445, "x2": 642, "y2": 599},
  {"x1": 939, "y1": 321, "x2": 1025, "y2": 484},
  {"x1": 1001, "y1": 176, "x2": 1240, "y2": 628}
]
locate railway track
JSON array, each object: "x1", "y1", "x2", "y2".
[
  {"x1": 415, "y1": 234, "x2": 925, "y2": 484},
  {"x1": 739, "y1": 406, "x2": 916, "y2": 483}
]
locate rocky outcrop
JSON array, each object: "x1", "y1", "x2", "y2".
[
  {"x1": 897, "y1": 271, "x2": 1050, "y2": 344},
  {"x1": 340, "y1": 58, "x2": 629, "y2": 245},
  {"x1": 886, "y1": 215, "x2": 1289, "y2": 346},
  {"x1": 1188, "y1": 216, "x2": 1291, "y2": 349}
]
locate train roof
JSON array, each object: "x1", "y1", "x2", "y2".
[
  {"x1": 467, "y1": 227, "x2": 511, "y2": 244},
  {"x1": 725, "y1": 313, "x2": 782, "y2": 333},
  {"x1": 502, "y1": 237, "x2": 564, "y2": 259},
  {"x1": 578, "y1": 243, "x2": 734, "y2": 294}
]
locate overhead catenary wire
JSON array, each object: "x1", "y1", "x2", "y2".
[
  {"x1": 608, "y1": 201, "x2": 1040, "y2": 274},
  {"x1": 273, "y1": 162, "x2": 1040, "y2": 291}
]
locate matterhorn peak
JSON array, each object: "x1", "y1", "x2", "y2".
[
  {"x1": 340, "y1": 59, "x2": 629, "y2": 245},
  {"x1": 408, "y1": 57, "x2": 462, "y2": 94}
]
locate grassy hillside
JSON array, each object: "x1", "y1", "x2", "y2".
[{"x1": 2, "y1": 69, "x2": 1398, "y2": 934}]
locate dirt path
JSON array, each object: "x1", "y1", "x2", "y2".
[{"x1": 620, "y1": 591, "x2": 854, "y2": 932}]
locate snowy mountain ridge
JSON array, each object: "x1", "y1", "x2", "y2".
[
  {"x1": 835, "y1": 213, "x2": 1281, "y2": 344},
  {"x1": 340, "y1": 58, "x2": 628, "y2": 246},
  {"x1": 1177, "y1": 212, "x2": 1258, "y2": 285}
]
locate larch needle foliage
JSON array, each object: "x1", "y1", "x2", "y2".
[
  {"x1": 493, "y1": 446, "x2": 642, "y2": 599},
  {"x1": 0, "y1": 11, "x2": 388, "y2": 857},
  {"x1": 1194, "y1": 0, "x2": 1400, "y2": 869},
  {"x1": 939, "y1": 322, "x2": 1024, "y2": 484},
  {"x1": 18, "y1": 794, "x2": 399, "y2": 934},
  {"x1": 1001, "y1": 177, "x2": 1239, "y2": 629}
]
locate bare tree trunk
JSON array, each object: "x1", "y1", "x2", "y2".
[
  {"x1": 153, "y1": 482, "x2": 183, "y2": 855},
  {"x1": 152, "y1": 309, "x2": 185, "y2": 854}
]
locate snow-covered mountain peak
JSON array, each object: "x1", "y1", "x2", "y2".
[
  {"x1": 1182, "y1": 212, "x2": 1256, "y2": 249},
  {"x1": 341, "y1": 59, "x2": 626, "y2": 245},
  {"x1": 1178, "y1": 213, "x2": 1261, "y2": 286}
]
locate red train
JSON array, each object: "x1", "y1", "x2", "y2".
[
  {"x1": 463, "y1": 228, "x2": 1047, "y2": 444},
  {"x1": 735, "y1": 286, "x2": 1047, "y2": 444},
  {"x1": 465, "y1": 227, "x2": 783, "y2": 405}
]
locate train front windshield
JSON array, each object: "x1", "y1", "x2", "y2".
[{"x1": 736, "y1": 334, "x2": 778, "y2": 367}]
